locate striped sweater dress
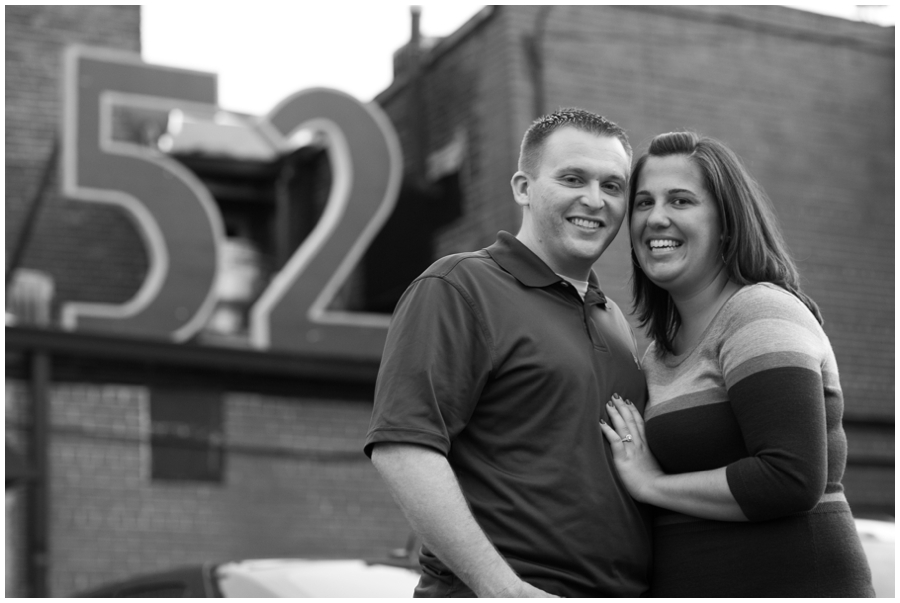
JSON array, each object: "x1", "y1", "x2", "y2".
[{"x1": 641, "y1": 283, "x2": 874, "y2": 597}]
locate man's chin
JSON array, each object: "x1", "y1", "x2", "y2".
[{"x1": 570, "y1": 239, "x2": 611, "y2": 261}]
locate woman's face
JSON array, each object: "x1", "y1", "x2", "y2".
[{"x1": 630, "y1": 154, "x2": 723, "y2": 298}]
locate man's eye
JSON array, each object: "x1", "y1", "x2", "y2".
[{"x1": 603, "y1": 183, "x2": 622, "y2": 193}]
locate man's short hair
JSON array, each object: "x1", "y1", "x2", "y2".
[{"x1": 518, "y1": 108, "x2": 632, "y2": 175}]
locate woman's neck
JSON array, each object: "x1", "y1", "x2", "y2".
[{"x1": 670, "y1": 269, "x2": 741, "y2": 355}]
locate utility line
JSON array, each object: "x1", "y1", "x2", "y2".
[{"x1": 6, "y1": 421, "x2": 367, "y2": 463}]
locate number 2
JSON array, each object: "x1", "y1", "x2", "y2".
[{"x1": 250, "y1": 89, "x2": 402, "y2": 360}]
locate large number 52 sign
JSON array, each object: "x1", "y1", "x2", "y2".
[{"x1": 60, "y1": 46, "x2": 402, "y2": 361}]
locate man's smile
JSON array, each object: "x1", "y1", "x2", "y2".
[{"x1": 568, "y1": 217, "x2": 604, "y2": 230}]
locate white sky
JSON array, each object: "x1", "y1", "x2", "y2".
[
  {"x1": 141, "y1": 3, "x2": 485, "y2": 115},
  {"x1": 141, "y1": 3, "x2": 895, "y2": 116}
]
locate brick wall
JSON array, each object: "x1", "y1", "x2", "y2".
[
  {"x1": 378, "y1": 5, "x2": 894, "y2": 513},
  {"x1": 6, "y1": 488, "x2": 27, "y2": 597},
  {"x1": 6, "y1": 381, "x2": 30, "y2": 597},
  {"x1": 5, "y1": 6, "x2": 147, "y2": 315},
  {"x1": 378, "y1": 8, "x2": 524, "y2": 258},
  {"x1": 505, "y1": 7, "x2": 895, "y2": 514},
  {"x1": 5, "y1": 381, "x2": 408, "y2": 597},
  {"x1": 522, "y1": 6, "x2": 894, "y2": 421}
]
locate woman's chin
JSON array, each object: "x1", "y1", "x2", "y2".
[{"x1": 641, "y1": 267, "x2": 677, "y2": 291}]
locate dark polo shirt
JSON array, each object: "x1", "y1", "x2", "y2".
[{"x1": 365, "y1": 231, "x2": 651, "y2": 597}]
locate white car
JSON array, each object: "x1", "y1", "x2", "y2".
[
  {"x1": 855, "y1": 518, "x2": 895, "y2": 598},
  {"x1": 216, "y1": 558, "x2": 421, "y2": 597},
  {"x1": 77, "y1": 556, "x2": 421, "y2": 598},
  {"x1": 77, "y1": 519, "x2": 894, "y2": 597}
]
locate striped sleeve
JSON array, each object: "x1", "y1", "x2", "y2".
[{"x1": 719, "y1": 285, "x2": 828, "y2": 521}]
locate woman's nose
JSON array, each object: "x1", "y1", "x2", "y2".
[{"x1": 646, "y1": 203, "x2": 670, "y2": 227}]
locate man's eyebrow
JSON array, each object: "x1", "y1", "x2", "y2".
[
  {"x1": 602, "y1": 170, "x2": 628, "y2": 184},
  {"x1": 554, "y1": 166, "x2": 628, "y2": 181},
  {"x1": 554, "y1": 165, "x2": 588, "y2": 174}
]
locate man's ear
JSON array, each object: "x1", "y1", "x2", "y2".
[{"x1": 511, "y1": 171, "x2": 530, "y2": 208}]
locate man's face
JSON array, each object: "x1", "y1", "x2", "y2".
[{"x1": 512, "y1": 127, "x2": 631, "y2": 279}]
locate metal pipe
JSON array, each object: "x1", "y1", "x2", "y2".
[
  {"x1": 410, "y1": 5, "x2": 421, "y2": 47},
  {"x1": 6, "y1": 138, "x2": 59, "y2": 290},
  {"x1": 409, "y1": 6, "x2": 429, "y2": 185},
  {"x1": 525, "y1": 6, "x2": 553, "y2": 118},
  {"x1": 27, "y1": 350, "x2": 51, "y2": 597}
]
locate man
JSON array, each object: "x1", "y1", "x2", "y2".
[{"x1": 364, "y1": 109, "x2": 651, "y2": 597}]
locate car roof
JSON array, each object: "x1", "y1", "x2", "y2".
[{"x1": 216, "y1": 558, "x2": 421, "y2": 597}]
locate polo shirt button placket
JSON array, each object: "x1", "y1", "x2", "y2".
[{"x1": 583, "y1": 288, "x2": 609, "y2": 351}]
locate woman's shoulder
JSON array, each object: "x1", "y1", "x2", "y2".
[
  {"x1": 721, "y1": 282, "x2": 820, "y2": 330},
  {"x1": 715, "y1": 283, "x2": 829, "y2": 362},
  {"x1": 640, "y1": 340, "x2": 669, "y2": 372}
]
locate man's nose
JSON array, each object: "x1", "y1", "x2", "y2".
[{"x1": 580, "y1": 182, "x2": 605, "y2": 209}]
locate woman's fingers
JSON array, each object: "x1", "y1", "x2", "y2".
[
  {"x1": 599, "y1": 418, "x2": 630, "y2": 456},
  {"x1": 605, "y1": 401, "x2": 640, "y2": 450},
  {"x1": 611, "y1": 394, "x2": 640, "y2": 443},
  {"x1": 605, "y1": 399, "x2": 628, "y2": 435},
  {"x1": 631, "y1": 404, "x2": 647, "y2": 441},
  {"x1": 619, "y1": 397, "x2": 647, "y2": 441},
  {"x1": 598, "y1": 419, "x2": 620, "y2": 447}
]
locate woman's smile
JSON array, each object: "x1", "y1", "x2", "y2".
[{"x1": 630, "y1": 155, "x2": 723, "y2": 297}]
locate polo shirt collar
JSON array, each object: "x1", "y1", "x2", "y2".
[{"x1": 486, "y1": 231, "x2": 602, "y2": 290}]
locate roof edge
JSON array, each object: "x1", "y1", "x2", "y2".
[{"x1": 375, "y1": 6, "x2": 498, "y2": 105}]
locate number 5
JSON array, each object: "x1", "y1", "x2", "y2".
[{"x1": 60, "y1": 46, "x2": 224, "y2": 341}]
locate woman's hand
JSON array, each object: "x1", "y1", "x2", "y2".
[{"x1": 598, "y1": 393, "x2": 664, "y2": 503}]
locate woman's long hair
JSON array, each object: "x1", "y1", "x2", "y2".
[{"x1": 628, "y1": 132, "x2": 822, "y2": 354}]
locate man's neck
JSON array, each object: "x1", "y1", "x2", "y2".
[
  {"x1": 558, "y1": 273, "x2": 589, "y2": 299},
  {"x1": 515, "y1": 231, "x2": 593, "y2": 282}
]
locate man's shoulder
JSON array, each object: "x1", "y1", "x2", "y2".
[
  {"x1": 596, "y1": 292, "x2": 631, "y2": 326},
  {"x1": 601, "y1": 294, "x2": 626, "y2": 317},
  {"x1": 416, "y1": 249, "x2": 495, "y2": 282}
]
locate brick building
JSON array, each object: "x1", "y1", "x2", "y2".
[
  {"x1": 6, "y1": 6, "x2": 409, "y2": 597},
  {"x1": 5, "y1": 5, "x2": 894, "y2": 598},
  {"x1": 376, "y1": 4, "x2": 893, "y2": 509}
]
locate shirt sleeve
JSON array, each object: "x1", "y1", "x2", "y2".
[
  {"x1": 720, "y1": 288, "x2": 828, "y2": 521},
  {"x1": 364, "y1": 275, "x2": 493, "y2": 458}
]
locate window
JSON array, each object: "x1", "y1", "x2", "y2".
[{"x1": 150, "y1": 385, "x2": 224, "y2": 482}]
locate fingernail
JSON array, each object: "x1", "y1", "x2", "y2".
[
  {"x1": 607, "y1": 400, "x2": 613, "y2": 406},
  {"x1": 626, "y1": 399, "x2": 632, "y2": 405},
  {"x1": 612, "y1": 393, "x2": 621, "y2": 400},
  {"x1": 599, "y1": 419, "x2": 606, "y2": 425}
]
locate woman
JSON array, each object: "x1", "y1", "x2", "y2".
[{"x1": 598, "y1": 131, "x2": 874, "y2": 597}]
